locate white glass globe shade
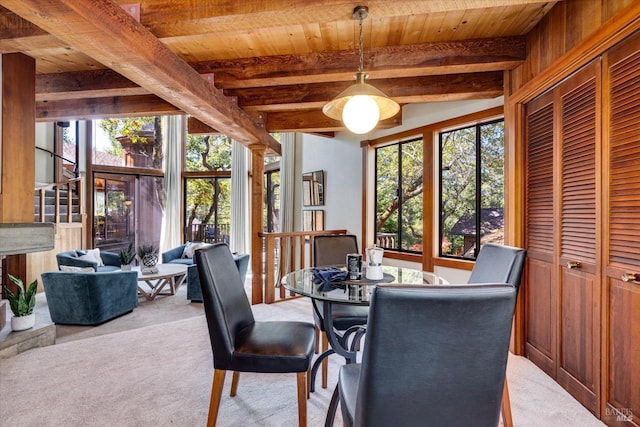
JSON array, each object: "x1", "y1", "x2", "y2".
[{"x1": 342, "y1": 95, "x2": 380, "y2": 134}]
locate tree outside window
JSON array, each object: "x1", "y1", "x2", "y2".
[
  {"x1": 375, "y1": 138, "x2": 423, "y2": 252},
  {"x1": 439, "y1": 119, "x2": 504, "y2": 259},
  {"x1": 184, "y1": 134, "x2": 232, "y2": 243}
]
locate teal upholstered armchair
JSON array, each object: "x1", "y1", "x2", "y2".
[
  {"x1": 41, "y1": 271, "x2": 139, "y2": 325},
  {"x1": 56, "y1": 249, "x2": 121, "y2": 272}
]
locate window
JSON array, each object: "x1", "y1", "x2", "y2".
[
  {"x1": 375, "y1": 137, "x2": 423, "y2": 253},
  {"x1": 439, "y1": 119, "x2": 504, "y2": 260},
  {"x1": 91, "y1": 117, "x2": 165, "y2": 253},
  {"x1": 184, "y1": 134, "x2": 232, "y2": 243},
  {"x1": 264, "y1": 167, "x2": 280, "y2": 232}
]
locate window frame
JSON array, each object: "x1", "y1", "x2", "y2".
[
  {"x1": 373, "y1": 136, "x2": 424, "y2": 254},
  {"x1": 438, "y1": 118, "x2": 505, "y2": 261},
  {"x1": 365, "y1": 106, "x2": 503, "y2": 272}
]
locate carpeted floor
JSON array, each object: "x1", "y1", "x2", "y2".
[{"x1": 0, "y1": 278, "x2": 605, "y2": 427}]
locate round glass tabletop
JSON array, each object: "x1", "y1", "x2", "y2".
[{"x1": 280, "y1": 265, "x2": 449, "y2": 305}]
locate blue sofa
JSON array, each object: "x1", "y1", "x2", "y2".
[
  {"x1": 161, "y1": 243, "x2": 196, "y2": 266},
  {"x1": 56, "y1": 249, "x2": 121, "y2": 272},
  {"x1": 162, "y1": 243, "x2": 249, "y2": 302},
  {"x1": 41, "y1": 270, "x2": 139, "y2": 325}
]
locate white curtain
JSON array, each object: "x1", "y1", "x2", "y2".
[
  {"x1": 230, "y1": 140, "x2": 249, "y2": 254},
  {"x1": 159, "y1": 115, "x2": 184, "y2": 255},
  {"x1": 279, "y1": 132, "x2": 296, "y2": 233}
]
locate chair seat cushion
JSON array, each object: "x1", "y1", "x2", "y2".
[
  {"x1": 232, "y1": 321, "x2": 315, "y2": 373},
  {"x1": 338, "y1": 363, "x2": 360, "y2": 426},
  {"x1": 97, "y1": 265, "x2": 120, "y2": 272}
]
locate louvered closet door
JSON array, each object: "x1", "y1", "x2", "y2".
[
  {"x1": 524, "y1": 90, "x2": 557, "y2": 377},
  {"x1": 557, "y1": 61, "x2": 600, "y2": 416},
  {"x1": 605, "y1": 31, "x2": 640, "y2": 427}
]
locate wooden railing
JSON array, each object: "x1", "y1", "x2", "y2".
[
  {"x1": 259, "y1": 229, "x2": 348, "y2": 304},
  {"x1": 35, "y1": 177, "x2": 84, "y2": 223}
]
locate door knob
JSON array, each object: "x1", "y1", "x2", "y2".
[
  {"x1": 567, "y1": 261, "x2": 581, "y2": 269},
  {"x1": 621, "y1": 272, "x2": 640, "y2": 282}
]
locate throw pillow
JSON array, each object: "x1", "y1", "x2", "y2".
[
  {"x1": 60, "y1": 265, "x2": 94, "y2": 272},
  {"x1": 86, "y1": 248, "x2": 104, "y2": 266},
  {"x1": 181, "y1": 242, "x2": 193, "y2": 259},
  {"x1": 183, "y1": 242, "x2": 211, "y2": 259}
]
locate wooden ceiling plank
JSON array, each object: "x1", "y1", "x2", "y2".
[
  {"x1": 2, "y1": 0, "x2": 279, "y2": 153},
  {"x1": 138, "y1": 0, "x2": 554, "y2": 38}
]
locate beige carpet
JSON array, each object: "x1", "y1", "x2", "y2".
[{"x1": 0, "y1": 284, "x2": 605, "y2": 427}]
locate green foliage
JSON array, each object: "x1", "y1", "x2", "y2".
[
  {"x1": 98, "y1": 117, "x2": 156, "y2": 157},
  {"x1": 3, "y1": 274, "x2": 38, "y2": 317},
  {"x1": 375, "y1": 139, "x2": 424, "y2": 250},
  {"x1": 440, "y1": 120, "x2": 504, "y2": 256},
  {"x1": 119, "y1": 242, "x2": 136, "y2": 265}
]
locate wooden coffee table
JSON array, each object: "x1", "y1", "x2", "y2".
[{"x1": 133, "y1": 264, "x2": 188, "y2": 301}]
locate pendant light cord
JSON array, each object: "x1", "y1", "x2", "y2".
[{"x1": 358, "y1": 13, "x2": 364, "y2": 74}]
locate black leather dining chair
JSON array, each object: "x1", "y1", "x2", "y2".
[
  {"x1": 195, "y1": 243, "x2": 316, "y2": 427},
  {"x1": 468, "y1": 242, "x2": 526, "y2": 427},
  {"x1": 312, "y1": 234, "x2": 369, "y2": 389},
  {"x1": 338, "y1": 283, "x2": 517, "y2": 427}
]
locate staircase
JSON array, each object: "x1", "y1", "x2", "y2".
[{"x1": 34, "y1": 178, "x2": 84, "y2": 224}]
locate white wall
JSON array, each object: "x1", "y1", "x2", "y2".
[
  {"x1": 34, "y1": 122, "x2": 54, "y2": 184},
  {"x1": 300, "y1": 133, "x2": 362, "y2": 241}
]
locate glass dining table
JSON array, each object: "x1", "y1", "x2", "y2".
[{"x1": 280, "y1": 265, "x2": 449, "y2": 426}]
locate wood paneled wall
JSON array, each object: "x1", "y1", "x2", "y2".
[{"x1": 508, "y1": 0, "x2": 635, "y2": 94}]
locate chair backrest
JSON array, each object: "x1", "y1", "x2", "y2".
[
  {"x1": 195, "y1": 242, "x2": 255, "y2": 369},
  {"x1": 354, "y1": 284, "x2": 517, "y2": 427},
  {"x1": 313, "y1": 234, "x2": 358, "y2": 267},
  {"x1": 468, "y1": 243, "x2": 526, "y2": 290}
]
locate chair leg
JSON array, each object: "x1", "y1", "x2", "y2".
[
  {"x1": 208, "y1": 369, "x2": 226, "y2": 427},
  {"x1": 296, "y1": 371, "x2": 308, "y2": 427},
  {"x1": 322, "y1": 332, "x2": 329, "y2": 389},
  {"x1": 501, "y1": 378, "x2": 513, "y2": 427},
  {"x1": 307, "y1": 367, "x2": 311, "y2": 399},
  {"x1": 314, "y1": 324, "x2": 320, "y2": 354},
  {"x1": 230, "y1": 371, "x2": 240, "y2": 397}
]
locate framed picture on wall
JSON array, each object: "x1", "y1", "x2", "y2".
[
  {"x1": 302, "y1": 170, "x2": 324, "y2": 206},
  {"x1": 303, "y1": 210, "x2": 325, "y2": 231}
]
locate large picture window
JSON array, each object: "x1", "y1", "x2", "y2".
[
  {"x1": 439, "y1": 119, "x2": 504, "y2": 259},
  {"x1": 375, "y1": 137, "x2": 423, "y2": 253},
  {"x1": 184, "y1": 134, "x2": 232, "y2": 243}
]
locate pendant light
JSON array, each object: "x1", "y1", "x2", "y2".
[{"x1": 322, "y1": 5, "x2": 400, "y2": 134}]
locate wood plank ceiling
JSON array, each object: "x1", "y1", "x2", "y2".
[{"x1": 0, "y1": 0, "x2": 558, "y2": 151}]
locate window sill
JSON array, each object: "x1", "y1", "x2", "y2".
[
  {"x1": 381, "y1": 250, "x2": 422, "y2": 263},
  {"x1": 433, "y1": 257, "x2": 474, "y2": 271}
]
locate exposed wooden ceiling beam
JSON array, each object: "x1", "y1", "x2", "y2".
[
  {"x1": 195, "y1": 37, "x2": 525, "y2": 88},
  {"x1": 34, "y1": 68, "x2": 500, "y2": 123},
  {"x1": 37, "y1": 94, "x2": 401, "y2": 134},
  {"x1": 2, "y1": 0, "x2": 280, "y2": 153},
  {"x1": 33, "y1": 37, "x2": 523, "y2": 102},
  {"x1": 36, "y1": 69, "x2": 149, "y2": 101},
  {"x1": 36, "y1": 95, "x2": 180, "y2": 122},
  {"x1": 229, "y1": 72, "x2": 504, "y2": 111},
  {"x1": 263, "y1": 110, "x2": 402, "y2": 133},
  {"x1": 189, "y1": 109, "x2": 401, "y2": 135}
]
